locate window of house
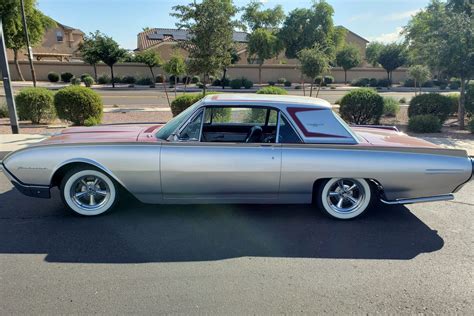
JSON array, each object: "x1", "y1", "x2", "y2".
[{"x1": 56, "y1": 31, "x2": 63, "y2": 42}]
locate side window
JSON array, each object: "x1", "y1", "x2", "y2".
[
  {"x1": 179, "y1": 110, "x2": 203, "y2": 141},
  {"x1": 56, "y1": 31, "x2": 63, "y2": 42},
  {"x1": 279, "y1": 115, "x2": 302, "y2": 143},
  {"x1": 204, "y1": 107, "x2": 276, "y2": 125}
]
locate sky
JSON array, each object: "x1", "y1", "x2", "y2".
[{"x1": 36, "y1": 0, "x2": 432, "y2": 50}]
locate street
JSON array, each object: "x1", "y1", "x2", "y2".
[{"x1": 0, "y1": 171, "x2": 472, "y2": 314}]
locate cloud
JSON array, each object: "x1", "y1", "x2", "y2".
[
  {"x1": 385, "y1": 9, "x2": 420, "y2": 21},
  {"x1": 368, "y1": 27, "x2": 404, "y2": 43}
]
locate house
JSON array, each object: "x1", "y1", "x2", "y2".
[
  {"x1": 7, "y1": 21, "x2": 84, "y2": 62},
  {"x1": 135, "y1": 27, "x2": 369, "y2": 65}
]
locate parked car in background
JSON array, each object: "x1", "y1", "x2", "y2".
[{"x1": 2, "y1": 94, "x2": 473, "y2": 219}]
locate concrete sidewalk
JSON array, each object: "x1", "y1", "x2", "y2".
[{"x1": 0, "y1": 134, "x2": 47, "y2": 160}]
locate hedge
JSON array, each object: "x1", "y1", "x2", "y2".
[
  {"x1": 15, "y1": 87, "x2": 55, "y2": 124},
  {"x1": 54, "y1": 86, "x2": 103, "y2": 126}
]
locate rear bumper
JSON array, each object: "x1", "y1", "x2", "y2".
[
  {"x1": 380, "y1": 194, "x2": 454, "y2": 205},
  {"x1": 1, "y1": 163, "x2": 50, "y2": 199}
]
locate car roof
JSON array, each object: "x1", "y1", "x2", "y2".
[{"x1": 201, "y1": 93, "x2": 332, "y2": 109}]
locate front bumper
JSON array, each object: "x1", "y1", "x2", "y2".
[{"x1": 1, "y1": 163, "x2": 51, "y2": 199}]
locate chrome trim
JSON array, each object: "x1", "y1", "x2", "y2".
[
  {"x1": 275, "y1": 111, "x2": 281, "y2": 144},
  {"x1": 380, "y1": 194, "x2": 454, "y2": 205},
  {"x1": 353, "y1": 125, "x2": 399, "y2": 132},
  {"x1": 279, "y1": 112, "x2": 304, "y2": 143}
]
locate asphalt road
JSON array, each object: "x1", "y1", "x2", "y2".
[{"x1": 0, "y1": 172, "x2": 472, "y2": 314}]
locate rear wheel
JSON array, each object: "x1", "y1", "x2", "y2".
[
  {"x1": 60, "y1": 167, "x2": 118, "y2": 216},
  {"x1": 316, "y1": 178, "x2": 372, "y2": 220}
]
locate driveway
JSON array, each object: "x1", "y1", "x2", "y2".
[{"x1": 0, "y1": 171, "x2": 472, "y2": 314}]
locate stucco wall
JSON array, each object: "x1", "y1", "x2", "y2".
[{"x1": 7, "y1": 60, "x2": 408, "y2": 84}]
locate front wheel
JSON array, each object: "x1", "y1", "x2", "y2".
[
  {"x1": 60, "y1": 167, "x2": 118, "y2": 216},
  {"x1": 316, "y1": 178, "x2": 373, "y2": 220}
]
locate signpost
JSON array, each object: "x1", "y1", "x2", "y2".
[{"x1": 0, "y1": 18, "x2": 20, "y2": 134}]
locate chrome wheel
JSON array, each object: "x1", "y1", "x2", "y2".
[
  {"x1": 319, "y1": 178, "x2": 372, "y2": 220},
  {"x1": 62, "y1": 169, "x2": 117, "y2": 216}
]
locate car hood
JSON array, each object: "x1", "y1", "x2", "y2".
[
  {"x1": 40, "y1": 124, "x2": 164, "y2": 145},
  {"x1": 352, "y1": 127, "x2": 439, "y2": 148}
]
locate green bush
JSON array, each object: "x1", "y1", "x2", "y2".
[
  {"x1": 422, "y1": 80, "x2": 434, "y2": 87},
  {"x1": 54, "y1": 86, "x2": 103, "y2": 126},
  {"x1": 112, "y1": 76, "x2": 122, "y2": 84},
  {"x1": 121, "y1": 75, "x2": 136, "y2": 84},
  {"x1": 408, "y1": 115, "x2": 441, "y2": 133},
  {"x1": 256, "y1": 86, "x2": 288, "y2": 95},
  {"x1": 230, "y1": 78, "x2": 243, "y2": 89},
  {"x1": 136, "y1": 77, "x2": 153, "y2": 86},
  {"x1": 212, "y1": 79, "x2": 221, "y2": 86},
  {"x1": 377, "y1": 79, "x2": 391, "y2": 87},
  {"x1": 284, "y1": 80, "x2": 292, "y2": 87},
  {"x1": 399, "y1": 97, "x2": 407, "y2": 104},
  {"x1": 334, "y1": 98, "x2": 341, "y2": 105},
  {"x1": 277, "y1": 77, "x2": 286, "y2": 84},
  {"x1": 268, "y1": 81, "x2": 276, "y2": 86},
  {"x1": 97, "y1": 74, "x2": 110, "y2": 84},
  {"x1": 408, "y1": 93, "x2": 452, "y2": 123},
  {"x1": 447, "y1": 93, "x2": 460, "y2": 114},
  {"x1": 382, "y1": 97, "x2": 400, "y2": 117},
  {"x1": 294, "y1": 85, "x2": 302, "y2": 90},
  {"x1": 47, "y1": 72, "x2": 59, "y2": 83},
  {"x1": 155, "y1": 75, "x2": 164, "y2": 83},
  {"x1": 221, "y1": 78, "x2": 230, "y2": 87},
  {"x1": 403, "y1": 79, "x2": 416, "y2": 87},
  {"x1": 351, "y1": 77, "x2": 370, "y2": 87},
  {"x1": 465, "y1": 81, "x2": 474, "y2": 115},
  {"x1": 83, "y1": 76, "x2": 94, "y2": 88},
  {"x1": 324, "y1": 75, "x2": 334, "y2": 85},
  {"x1": 182, "y1": 76, "x2": 191, "y2": 84},
  {"x1": 71, "y1": 77, "x2": 81, "y2": 85},
  {"x1": 339, "y1": 88, "x2": 384, "y2": 124},
  {"x1": 0, "y1": 103, "x2": 9, "y2": 118},
  {"x1": 196, "y1": 82, "x2": 205, "y2": 89},
  {"x1": 169, "y1": 75, "x2": 179, "y2": 84},
  {"x1": 191, "y1": 76, "x2": 200, "y2": 84},
  {"x1": 242, "y1": 78, "x2": 253, "y2": 89},
  {"x1": 170, "y1": 93, "x2": 220, "y2": 116},
  {"x1": 84, "y1": 116, "x2": 101, "y2": 126},
  {"x1": 468, "y1": 119, "x2": 474, "y2": 133},
  {"x1": 369, "y1": 78, "x2": 378, "y2": 87},
  {"x1": 80, "y1": 73, "x2": 91, "y2": 82},
  {"x1": 15, "y1": 87, "x2": 55, "y2": 124},
  {"x1": 314, "y1": 76, "x2": 326, "y2": 86},
  {"x1": 61, "y1": 72, "x2": 74, "y2": 83},
  {"x1": 449, "y1": 77, "x2": 461, "y2": 90}
]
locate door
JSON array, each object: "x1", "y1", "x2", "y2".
[{"x1": 160, "y1": 106, "x2": 282, "y2": 202}]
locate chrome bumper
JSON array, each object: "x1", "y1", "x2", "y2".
[{"x1": 380, "y1": 194, "x2": 454, "y2": 205}]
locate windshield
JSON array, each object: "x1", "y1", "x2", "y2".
[{"x1": 155, "y1": 101, "x2": 202, "y2": 140}]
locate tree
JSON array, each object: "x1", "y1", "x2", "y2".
[
  {"x1": 336, "y1": 44, "x2": 361, "y2": 83},
  {"x1": 377, "y1": 43, "x2": 407, "y2": 83},
  {"x1": 79, "y1": 31, "x2": 101, "y2": 81},
  {"x1": 247, "y1": 28, "x2": 281, "y2": 85},
  {"x1": 365, "y1": 42, "x2": 383, "y2": 67},
  {"x1": 163, "y1": 53, "x2": 186, "y2": 97},
  {"x1": 404, "y1": 0, "x2": 474, "y2": 129},
  {"x1": 172, "y1": 0, "x2": 238, "y2": 96},
  {"x1": 241, "y1": 1, "x2": 285, "y2": 31},
  {"x1": 278, "y1": 1, "x2": 344, "y2": 60},
  {"x1": 135, "y1": 49, "x2": 170, "y2": 105},
  {"x1": 298, "y1": 46, "x2": 329, "y2": 97},
  {"x1": 93, "y1": 32, "x2": 127, "y2": 88},
  {"x1": 408, "y1": 65, "x2": 431, "y2": 95},
  {"x1": 0, "y1": 0, "x2": 54, "y2": 80}
]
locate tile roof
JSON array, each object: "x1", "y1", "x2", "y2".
[{"x1": 137, "y1": 28, "x2": 248, "y2": 51}]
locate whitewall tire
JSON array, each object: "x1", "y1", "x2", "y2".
[
  {"x1": 316, "y1": 178, "x2": 372, "y2": 220},
  {"x1": 60, "y1": 168, "x2": 118, "y2": 216}
]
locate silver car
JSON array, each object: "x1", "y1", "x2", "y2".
[{"x1": 2, "y1": 94, "x2": 473, "y2": 219}]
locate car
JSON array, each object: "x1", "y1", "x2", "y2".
[{"x1": 1, "y1": 94, "x2": 473, "y2": 219}]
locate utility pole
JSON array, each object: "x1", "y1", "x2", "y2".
[
  {"x1": 0, "y1": 18, "x2": 20, "y2": 134},
  {"x1": 20, "y1": 0, "x2": 37, "y2": 87}
]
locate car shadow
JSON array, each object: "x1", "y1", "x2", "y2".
[{"x1": 0, "y1": 187, "x2": 444, "y2": 263}]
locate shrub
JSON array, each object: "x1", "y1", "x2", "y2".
[
  {"x1": 212, "y1": 79, "x2": 221, "y2": 86},
  {"x1": 468, "y1": 119, "x2": 474, "y2": 134},
  {"x1": 61, "y1": 72, "x2": 74, "y2": 83},
  {"x1": 121, "y1": 75, "x2": 136, "y2": 84},
  {"x1": 196, "y1": 82, "x2": 205, "y2": 89},
  {"x1": 339, "y1": 88, "x2": 384, "y2": 124},
  {"x1": 191, "y1": 76, "x2": 200, "y2": 84},
  {"x1": 155, "y1": 75, "x2": 164, "y2": 83},
  {"x1": 242, "y1": 78, "x2": 253, "y2": 89},
  {"x1": 47, "y1": 72, "x2": 59, "y2": 83},
  {"x1": 422, "y1": 80, "x2": 434, "y2": 87},
  {"x1": 314, "y1": 76, "x2": 326, "y2": 86},
  {"x1": 71, "y1": 77, "x2": 82, "y2": 85},
  {"x1": 169, "y1": 75, "x2": 179, "y2": 84},
  {"x1": 403, "y1": 78, "x2": 416, "y2": 87},
  {"x1": 334, "y1": 98, "x2": 341, "y2": 105},
  {"x1": 136, "y1": 77, "x2": 153, "y2": 86},
  {"x1": 80, "y1": 73, "x2": 91, "y2": 82},
  {"x1": 222, "y1": 78, "x2": 230, "y2": 87},
  {"x1": 466, "y1": 81, "x2": 474, "y2": 115},
  {"x1": 294, "y1": 85, "x2": 302, "y2": 90},
  {"x1": 351, "y1": 77, "x2": 370, "y2": 87},
  {"x1": 369, "y1": 78, "x2": 378, "y2": 87},
  {"x1": 54, "y1": 86, "x2": 103, "y2": 126},
  {"x1": 256, "y1": 86, "x2": 288, "y2": 95},
  {"x1": 447, "y1": 93, "x2": 460, "y2": 114},
  {"x1": 408, "y1": 115, "x2": 441, "y2": 133},
  {"x1": 382, "y1": 96, "x2": 400, "y2": 117},
  {"x1": 182, "y1": 76, "x2": 191, "y2": 84},
  {"x1": 112, "y1": 76, "x2": 122, "y2": 84},
  {"x1": 171, "y1": 94, "x2": 202, "y2": 116},
  {"x1": 399, "y1": 97, "x2": 407, "y2": 104},
  {"x1": 97, "y1": 74, "x2": 110, "y2": 84},
  {"x1": 268, "y1": 81, "x2": 276, "y2": 86},
  {"x1": 324, "y1": 75, "x2": 334, "y2": 85},
  {"x1": 449, "y1": 77, "x2": 461, "y2": 90},
  {"x1": 284, "y1": 80, "x2": 292, "y2": 87},
  {"x1": 83, "y1": 76, "x2": 94, "y2": 88},
  {"x1": 277, "y1": 77, "x2": 286, "y2": 84},
  {"x1": 84, "y1": 117, "x2": 101, "y2": 126},
  {"x1": 15, "y1": 88, "x2": 55, "y2": 124},
  {"x1": 230, "y1": 78, "x2": 243, "y2": 89},
  {"x1": 0, "y1": 103, "x2": 9, "y2": 118},
  {"x1": 408, "y1": 93, "x2": 452, "y2": 123},
  {"x1": 377, "y1": 79, "x2": 391, "y2": 87}
]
